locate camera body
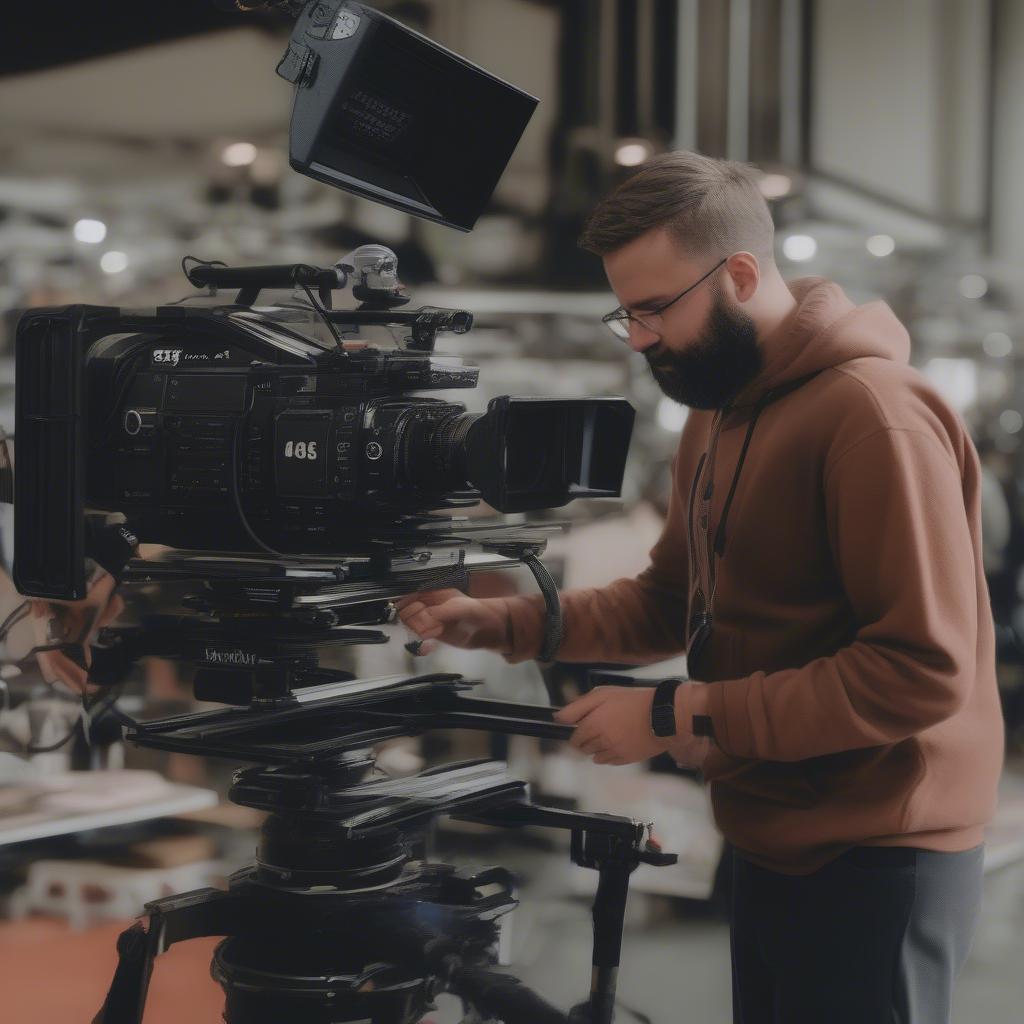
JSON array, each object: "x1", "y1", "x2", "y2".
[
  {"x1": 85, "y1": 317, "x2": 482, "y2": 550},
  {"x1": 14, "y1": 282, "x2": 634, "y2": 599}
]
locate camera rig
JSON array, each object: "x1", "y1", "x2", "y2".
[{"x1": 10, "y1": 251, "x2": 675, "y2": 1023}]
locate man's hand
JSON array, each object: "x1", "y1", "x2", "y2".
[
  {"x1": 31, "y1": 570, "x2": 124, "y2": 695},
  {"x1": 554, "y1": 686, "x2": 668, "y2": 765},
  {"x1": 395, "y1": 589, "x2": 510, "y2": 657},
  {"x1": 554, "y1": 684, "x2": 711, "y2": 768}
]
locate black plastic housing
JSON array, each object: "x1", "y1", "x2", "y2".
[
  {"x1": 14, "y1": 306, "x2": 100, "y2": 600},
  {"x1": 282, "y1": 1, "x2": 538, "y2": 231}
]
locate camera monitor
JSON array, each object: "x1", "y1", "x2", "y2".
[{"x1": 283, "y1": 1, "x2": 538, "y2": 231}]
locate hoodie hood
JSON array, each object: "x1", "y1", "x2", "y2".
[{"x1": 729, "y1": 277, "x2": 912, "y2": 408}]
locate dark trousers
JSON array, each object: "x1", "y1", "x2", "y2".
[{"x1": 729, "y1": 843, "x2": 984, "y2": 1023}]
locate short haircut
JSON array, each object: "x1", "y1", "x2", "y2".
[{"x1": 578, "y1": 151, "x2": 775, "y2": 263}]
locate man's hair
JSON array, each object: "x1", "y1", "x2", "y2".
[{"x1": 578, "y1": 151, "x2": 775, "y2": 263}]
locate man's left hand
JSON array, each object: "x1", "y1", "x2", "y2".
[
  {"x1": 553, "y1": 685, "x2": 672, "y2": 765},
  {"x1": 31, "y1": 570, "x2": 124, "y2": 694}
]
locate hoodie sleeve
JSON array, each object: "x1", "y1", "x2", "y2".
[
  {"x1": 677, "y1": 426, "x2": 979, "y2": 761},
  {"x1": 499, "y1": 447, "x2": 694, "y2": 666}
]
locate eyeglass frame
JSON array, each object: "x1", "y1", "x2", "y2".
[{"x1": 601, "y1": 255, "x2": 730, "y2": 342}]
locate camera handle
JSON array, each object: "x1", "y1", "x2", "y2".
[
  {"x1": 483, "y1": 541, "x2": 564, "y2": 662},
  {"x1": 183, "y1": 258, "x2": 343, "y2": 309}
]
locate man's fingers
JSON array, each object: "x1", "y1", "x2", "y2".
[
  {"x1": 553, "y1": 687, "x2": 611, "y2": 725},
  {"x1": 397, "y1": 600, "x2": 425, "y2": 621},
  {"x1": 399, "y1": 604, "x2": 427, "y2": 629},
  {"x1": 38, "y1": 651, "x2": 89, "y2": 694},
  {"x1": 569, "y1": 720, "x2": 602, "y2": 750},
  {"x1": 404, "y1": 607, "x2": 454, "y2": 638},
  {"x1": 409, "y1": 639, "x2": 439, "y2": 657},
  {"x1": 89, "y1": 571, "x2": 116, "y2": 603},
  {"x1": 395, "y1": 589, "x2": 462, "y2": 613},
  {"x1": 96, "y1": 594, "x2": 125, "y2": 631}
]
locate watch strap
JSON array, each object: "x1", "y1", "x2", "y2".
[{"x1": 651, "y1": 677, "x2": 683, "y2": 737}]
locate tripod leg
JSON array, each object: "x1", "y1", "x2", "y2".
[
  {"x1": 93, "y1": 887, "x2": 240, "y2": 1024},
  {"x1": 91, "y1": 920, "x2": 160, "y2": 1024},
  {"x1": 586, "y1": 863, "x2": 631, "y2": 1024}
]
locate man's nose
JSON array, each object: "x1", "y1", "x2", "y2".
[{"x1": 627, "y1": 322, "x2": 660, "y2": 353}]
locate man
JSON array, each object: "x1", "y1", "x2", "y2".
[{"x1": 398, "y1": 151, "x2": 1003, "y2": 1023}]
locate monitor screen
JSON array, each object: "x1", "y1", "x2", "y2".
[{"x1": 285, "y1": 2, "x2": 538, "y2": 232}]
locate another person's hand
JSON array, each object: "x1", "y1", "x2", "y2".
[
  {"x1": 31, "y1": 570, "x2": 124, "y2": 695},
  {"x1": 395, "y1": 588, "x2": 511, "y2": 657}
]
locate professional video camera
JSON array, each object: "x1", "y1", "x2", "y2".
[
  {"x1": 14, "y1": 247, "x2": 633, "y2": 601},
  {"x1": 8, "y1": 3, "x2": 680, "y2": 1022}
]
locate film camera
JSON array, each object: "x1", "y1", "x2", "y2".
[
  {"x1": 14, "y1": 249, "x2": 633, "y2": 601},
  {"x1": 8, "y1": 3, "x2": 680, "y2": 1022}
]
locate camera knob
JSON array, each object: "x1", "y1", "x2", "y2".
[{"x1": 123, "y1": 409, "x2": 155, "y2": 436}]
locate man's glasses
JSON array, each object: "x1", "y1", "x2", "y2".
[{"x1": 601, "y1": 256, "x2": 728, "y2": 343}]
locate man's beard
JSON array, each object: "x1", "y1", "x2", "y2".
[{"x1": 644, "y1": 291, "x2": 763, "y2": 410}]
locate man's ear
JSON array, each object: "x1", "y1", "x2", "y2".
[{"x1": 724, "y1": 252, "x2": 760, "y2": 303}]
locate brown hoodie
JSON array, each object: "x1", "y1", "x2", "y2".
[{"x1": 500, "y1": 277, "x2": 1005, "y2": 875}]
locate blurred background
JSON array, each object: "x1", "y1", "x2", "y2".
[{"x1": 2, "y1": 1, "x2": 1024, "y2": 1021}]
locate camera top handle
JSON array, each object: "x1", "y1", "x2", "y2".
[
  {"x1": 183, "y1": 256, "x2": 474, "y2": 351},
  {"x1": 184, "y1": 259, "x2": 343, "y2": 309}
]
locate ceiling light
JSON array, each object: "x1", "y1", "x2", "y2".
[
  {"x1": 999, "y1": 409, "x2": 1023, "y2": 435},
  {"x1": 866, "y1": 234, "x2": 895, "y2": 257},
  {"x1": 758, "y1": 174, "x2": 792, "y2": 199},
  {"x1": 782, "y1": 234, "x2": 817, "y2": 262},
  {"x1": 982, "y1": 332, "x2": 1013, "y2": 358},
  {"x1": 100, "y1": 250, "x2": 128, "y2": 274},
  {"x1": 958, "y1": 274, "x2": 988, "y2": 299},
  {"x1": 73, "y1": 218, "x2": 107, "y2": 244},
  {"x1": 614, "y1": 140, "x2": 652, "y2": 167},
  {"x1": 222, "y1": 142, "x2": 258, "y2": 167}
]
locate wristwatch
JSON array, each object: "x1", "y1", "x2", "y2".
[{"x1": 650, "y1": 678, "x2": 684, "y2": 737}]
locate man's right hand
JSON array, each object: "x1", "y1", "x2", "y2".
[{"x1": 395, "y1": 589, "x2": 511, "y2": 657}]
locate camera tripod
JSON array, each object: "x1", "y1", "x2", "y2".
[{"x1": 94, "y1": 676, "x2": 676, "y2": 1024}]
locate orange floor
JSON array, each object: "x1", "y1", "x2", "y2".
[{"x1": 0, "y1": 916, "x2": 224, "y2": 1022}]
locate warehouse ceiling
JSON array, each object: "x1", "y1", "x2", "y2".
[
  {"x1": 0, "y1": 29, "x2": 292, "y2": 153},
  {"x1": 0, "y1": 1, "x2": 283, "y2": 75}
]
